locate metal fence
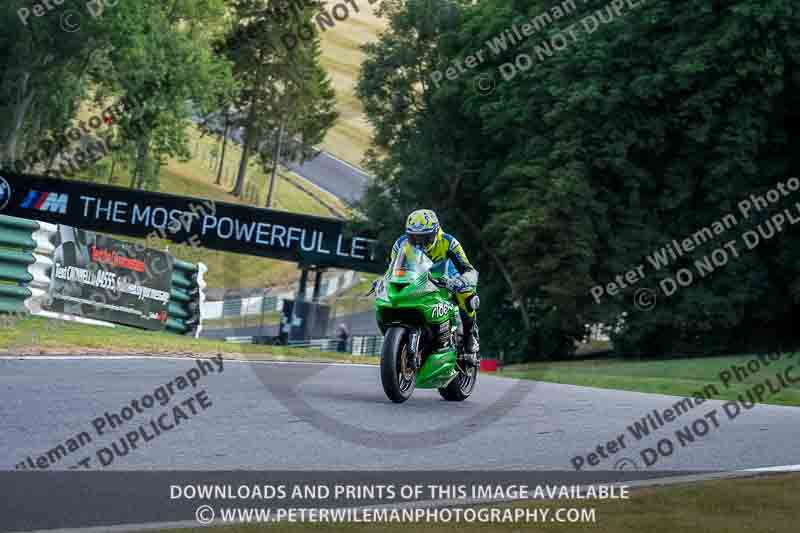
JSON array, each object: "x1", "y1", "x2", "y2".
[
  {"x1": 222, "y1": 298, "x2": 242, "y2": 317},
  {"x1": 350, "y1": 335, "x2": 382, "y2": 356},
  {"x1": 224, "y1": 334, "x2": 385, "y2": 356},
  {"x1": 202, "y1": 271, "x2": 362, "y2": 321}
]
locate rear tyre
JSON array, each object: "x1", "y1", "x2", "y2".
[
  {"x1": 380, "y1": 326, "x2": 416, "y2": 403},
  {"x1": 438, "y1": 364, "x2": 478, "y2": 401}
]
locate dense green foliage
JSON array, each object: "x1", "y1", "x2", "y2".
[
  {"x1": 357, "y1": 0, "x2": 800, "y2": 359},
  {"x1": 0, "y1": 0, "x2": 336, "y2": 196}
]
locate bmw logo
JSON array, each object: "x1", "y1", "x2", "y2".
[{"x1": 0, "y1": 176, "x2": 10, "y2": 212}]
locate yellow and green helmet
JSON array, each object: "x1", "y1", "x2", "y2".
[{"x1": 405, "y1": 209, "x2": 441, "y2": 252}]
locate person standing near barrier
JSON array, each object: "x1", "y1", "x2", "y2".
[{"x1": 336, "y1": 323, "x2": 349, "y2": 352}]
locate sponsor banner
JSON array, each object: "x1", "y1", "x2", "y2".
[
  {"x1": 0, "y1": 172, "x2": 383, "y2": 272},
  {"x1": 47, "y1": 226, "x2": 174, "y2": 330}
]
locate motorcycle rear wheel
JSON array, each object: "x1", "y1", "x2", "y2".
[{"x1": 380, "y1": 326, "x2": 416, "y2": 403}]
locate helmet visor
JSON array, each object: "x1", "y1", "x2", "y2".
[{"x1": 407, "y1": 231, "x2": 436, "y2": 250}]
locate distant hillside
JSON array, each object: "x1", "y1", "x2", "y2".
[{"x1": 318, "y1": 4, "x2": 386, "y2": 166}]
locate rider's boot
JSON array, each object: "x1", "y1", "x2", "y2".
[{"x1": 460, "y1": 315, "x2": 480, "y2": 367}]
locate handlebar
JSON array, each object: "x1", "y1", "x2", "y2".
[{"x1": 429, "y1": 273, "x2": 449, "y2": 289}]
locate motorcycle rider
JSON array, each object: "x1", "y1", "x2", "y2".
[{"x1": 379, "y1": 209, "x2": 480, "y2": 366}]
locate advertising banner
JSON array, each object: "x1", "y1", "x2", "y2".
[
  {"x1": 46, "y1": 226, "x2": 174, "y2": 330},
  {"x1": 0, "y1": 172, "x2": 384, "y2": 272}
]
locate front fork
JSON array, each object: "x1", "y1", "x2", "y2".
[{"x1": 407, "y1": 329, "x2": 422, "y2": 370}]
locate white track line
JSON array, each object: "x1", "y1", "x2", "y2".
[
  {"x1": 0, "y1": 354, "x2": 376, "y2": 367},
  {"x1": 7, "y1": 464, "x2": 800, "y2": 533}
]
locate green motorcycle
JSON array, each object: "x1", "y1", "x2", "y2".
[{"x1": 371, "y1": 243, "x2": 478, "y2": 403}]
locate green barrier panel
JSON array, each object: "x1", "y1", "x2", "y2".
[
  {"x1": 0, "y1": 264, "x2": 33, "y2": 284},
  {"x1": 0, "y1": 284, "x2": 32, "y2": 314},
  {"x1": 171, "y1": 271, "x2": 194, "y2": 290},
  {"x1": 167, "y1": 302, "x2": 189, "y2": 320},
  {"x1": 0, "y1": 249, "x2": 35, "y2": 266},
  {"x1": 0, "y1": 215, "x2": 39, "y2": 231},
  {"x1": 0, "y1": 231, "x2": 36, "y2": 250},
  {"x1": 0, "y1": 285, "x2": 32, "y2": 298},
  {"x1": 0, "y1": 299, "x2": 26, "y2": 313},
  {"x1": 170, "y1": 287, "x2": 191, "y2": 304},
  {"x1": 167, "y1": 259, "x2": 200, "y2": 335},
  {"x1": 0, "y1": 216, "x2": 37, "y2": 315},
  {"x1": 166, "y1": 317, "x2": 190, "y2": 334},
  {"x1": 173, "y1": 259, "x2": 198, "y2": 273},
  {"x1": 166, "y1": 258, "x2": 203, "y2": 336},
  {"x1": 0, "y1": 215, "x2": 38, "y2": 250}
]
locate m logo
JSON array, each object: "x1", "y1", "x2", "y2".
[
  {"x1": 21, "y1": 191, "x2": 69, "y2": 214},
  {"x1": 0, "y1": 176, "x2": 10, "y2": 211}
]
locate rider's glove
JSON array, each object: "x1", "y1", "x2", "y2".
[{"x1": 446, "y1": 275, "x2": 469, "y2": 293}]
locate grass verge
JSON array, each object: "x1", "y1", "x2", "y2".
[
  {"x1": 317, "y1": 4, "x2": 385, "y2": 164},
  {"x1": 501, "y1": 353, "x2": 800, "y2": 407},
  {"x1": 0, "y1": 316, "x2": 376, "y2": 365},
  {"x1": 146, "y1": 473, "x2": 799, "y2": 533}
]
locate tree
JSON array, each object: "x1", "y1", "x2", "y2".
[
  {"x1": 95, "y1": 0, "x2": 232, "y2": 190},
  {"x1": 358, "y1": 0, "x2": 800, "y2": 358},
  {"x1": 0, "y1": 0, "x2": 108, "y2": 169},
  {"x1": 219, "y1": 0, "x2": 337, "y2": 200},
  {"x1": 357, "y1": 0, "x2": 536, "y2": 358}
]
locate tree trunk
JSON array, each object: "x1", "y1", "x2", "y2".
[
  {"x1": 151, "y1": 160, "x2": 162, "y2": 191},
  {"x1": 232, "y1": 101, "x2": 256, "y2": 198},
  {"x1": 46, "y1": 143, "x2": 60, "y2": 174},
  {"x1": 20, "y1": 110, "x2": 41, "y2": 169},
  {"x1": 266, "y1": 116, "x2": 286, "y2": 208},
  {"x1": 216, "y1": 111, "x2": 230, "y2": 185},
  {"x1": 131, "y1": 133, "x2": 150, "y2": 189},
  {"x1": 108, "y1": 156, "x2": 116, "y2": 184},
  {"x1": 3, "y1": 72, "x2": 36, "y2": 164}
]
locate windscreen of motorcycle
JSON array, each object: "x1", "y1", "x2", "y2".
[{"x1": 388, "y1": 242, "x2": 433, "y2": 282}]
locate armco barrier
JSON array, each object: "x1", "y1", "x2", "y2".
[
  {"x1": 167, "y1": 259, "x2": 207, "y2": 337},
  {"x1": 0, "y1": 214, "x2": 206, "y2": 336},
  {"x1": 0, "y1": 215, "x2": 38, "y2": 313}
]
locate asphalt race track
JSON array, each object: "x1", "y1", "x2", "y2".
[
  {"x1": 2, "y1": 356, "x2": 799, "y2": 472},
  {"x1": 2, "y1": 355, "x2": 799, "y2": 532},
  {"x1": 285, "y1": 151, "x2": 371, "y2": 205}
]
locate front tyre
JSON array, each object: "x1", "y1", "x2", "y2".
[
  {"x1": 438, "y1": 364, "x2": 478, "y2": 401},
  {"x1": 380, "y1": 327, "x2": 416, "y2": 403}
]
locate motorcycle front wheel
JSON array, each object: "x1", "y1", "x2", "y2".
[
  {"x1": 438, "y1": 363, "x2": 478, "y2": 401},
  {"x1": 380, "y1": 326, "x2": 416, "y2": 403}
]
